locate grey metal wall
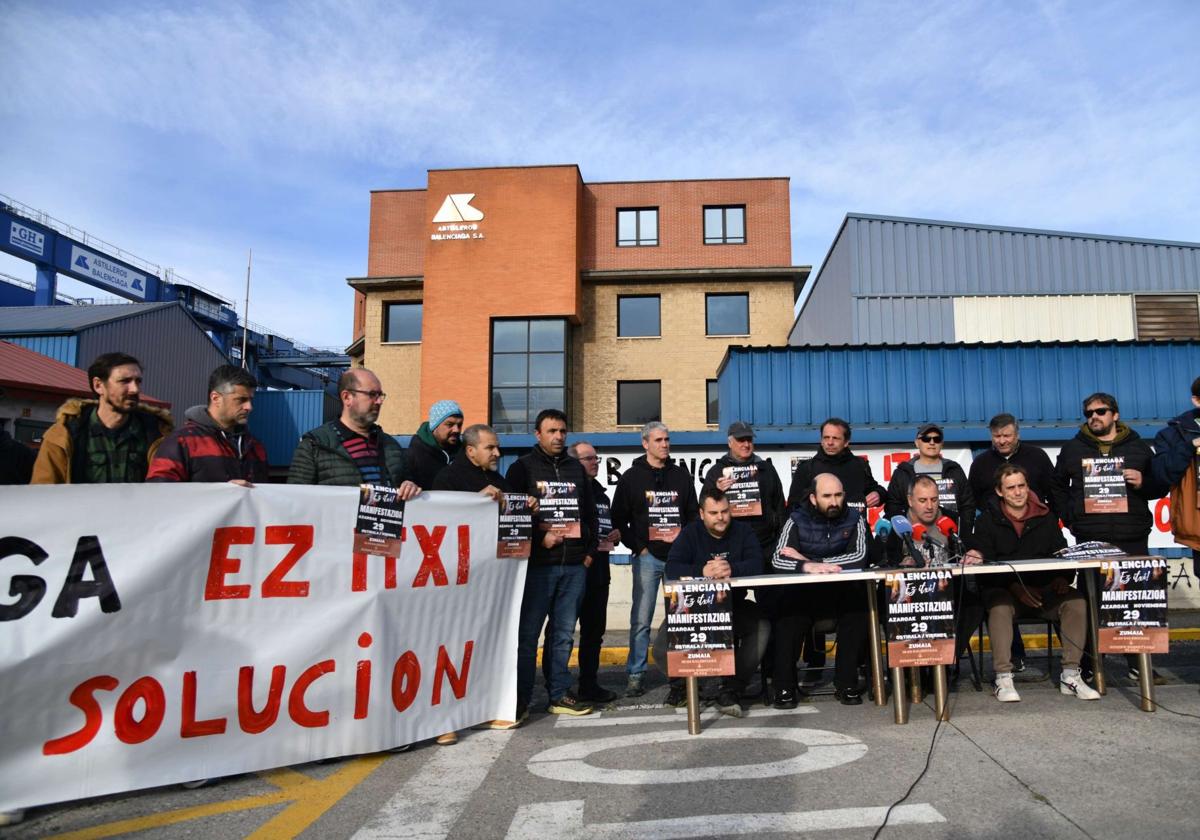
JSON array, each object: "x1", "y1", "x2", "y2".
[
  {"x1": 3, "y1": 335, "x2": 77, "y2": 366},
  {"x1": 75, "y1": 303, "x2": 228, "y2": 416},
  {"x1": 248, "y1": 390, "x2": 328, "y2": 467}
]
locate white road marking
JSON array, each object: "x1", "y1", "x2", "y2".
[
  {"x1": 555, "y1": 706, "x2": 817, "y2": 728},
  {"x1": 527, "y1": 727, "x2": 866, "y2": 785},
  {"x1": 505, "y1": 799, "x2": 946, "y2": 838},
  {"x1": 351, "y1": 730, "x2": 512, "y2": 839}
]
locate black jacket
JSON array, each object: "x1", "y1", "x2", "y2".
[
  {"x1": 1149, "y1": 407, "x2": 1200, "y2": 497},
  {"x1": 787, "y1": 448, "x2": 885, "y2": 510},
  {"x1": 703, "y1": 453, "x2": 786, "y2": 555},
  {"x1": 1052, "y1": 424, "x2": 1154, "y2": 544},
  {"x1": 772, "y1": 502, "x2": 868, "y2": 572},
  {"x1": 406, "y1": 424, "x2": 460, "y2": 490},
  {"x1": 611, "y1": 455, "x2": 699, "y2": 559},
  {"x1": 883, "y1": 509, "x2": 956, "y2": 567},
  {"x1": 431, "y1": 451, "x2": 509, "y2": 493},
  {"x1": 967, "y1": 443, "x2": 1056, "y2": 514},
  {"x1": 665, "y1": 519, "x2": 763, "y2": 580},
  {"x1": 505, "y1": 446, "x2": 598, "y2": 566},
  {"x1": 968, "y1": 497, "x2": 1068, "y2": 591},
  {"x1": 884, "y1": 458, "x2": 975, "y2": 538},
  {"x1": 591, "y1": 478, "x2": 617, "y2": 562},
  {"x1": 0, "y1": 429, "x2": 34, "y2": 485}
]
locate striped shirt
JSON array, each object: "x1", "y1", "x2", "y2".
[{"x1": 336, "y1": 422, "x2": 386, "y2": 486}]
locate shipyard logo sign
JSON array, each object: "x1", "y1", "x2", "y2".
[{"x1": 431, "y1": 194, "x2": 485, "y2": 241}]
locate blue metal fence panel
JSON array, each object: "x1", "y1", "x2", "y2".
[
  {"x1": 5, "y1": 334, "x2": 77, "y2": 365},
  {"x1": 248, "y1": 390, "x2": 326, "y2": 467},
  {"x1": 719, "y1": 341, "x2": 1200, "y2": 437}
]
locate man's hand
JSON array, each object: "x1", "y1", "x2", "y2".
[
  {"x1": 900, "y1": 556, "x2": 916, "y2": 568},
  {"x1": 228, "y1": 479, "x2": 253, "y2": 487},
  {"x1": 803, "y1": 562, "x2": 842, "y2": 574},
  {"x1": 397, "y1": 480, "x2": 421, "y2": 501},
  {"x1": 583, "y1": 555, "x2": 593, "y2": 569},
  {"x1": 478, "y1": 485, "x2": 503, "y2": 503},
  {"x1": 865, "y1": 491, "x2": 882, "y2": 508},
  {"x1": 716, "y1": 475, "x2": 735, "y2": 491},
  {"x1": 1010, "y1": 581, "x2": 1042, "y2": 609},
  {"x1": 1123, "y1": 468, "x2": 1143, "y2": 489},
  {"x1": 528, "y1": 495, "x2": 540, "y2": 514},
  {"x1": 963, "y1": 549, "x2": 984, "y2": 566},
  {"x1": 703, "y1": 558, "x2": 732, "y2": 579},
  {"x1": 1049, "y1": 577, "x2": 1072, "y2": 596},
  {"x1": 779, "y1": 546, "x2": 809, "y2": 562},
  {"x1": 608, "y1": 528, "x2": 621, "y2": 544},
  {"x1": 542, "y1": 530, "x2": 565, "y2": 549}
]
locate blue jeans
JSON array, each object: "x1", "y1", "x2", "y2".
[
  {"x1": 517, "y1": 563, "x2": 587, "y2": 706},
  {"x1": 626, "y1": 551, "x2": 666, "y2": 676}
]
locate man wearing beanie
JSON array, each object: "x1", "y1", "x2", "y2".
[{"x1": 408, "y1": 399, "x2": 465, "y2": 489}]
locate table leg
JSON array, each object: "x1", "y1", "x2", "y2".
[
  {"x1": 908, "y1": 666, "x2": 923, "y2": 705},
  {"x1": 865, "y1": 579, "x2": 886, "y2": 707},
  {"x1": 686, "y1": 677, "x2": 701, "y2": 735},
  {"x1": 1137, "y1": 653, "x2": 1156, "y2": 713},
  {"x1": 932, "y1": 664, "x2": 950, "y2": 721},
  {"x1": 1083, "y1": 569, "x2": 1107, "y2": 696},
  {"x1": 891, "y1": 667, "x2": 908, "y2": 724}
]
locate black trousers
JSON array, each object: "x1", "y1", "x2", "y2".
[
  {"x1": 543, "y1": 555, "x2": 611, "y2": 690},
  {"x1": 772, "y1": 581, "x2": 868, "y2": 692},
  {"x1": 652, "y1": 597, "x2": 770, "y2": 693}
]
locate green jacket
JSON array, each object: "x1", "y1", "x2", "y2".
[{"x1": 287, "y1": 421, "x2": 408, "y2": 487}]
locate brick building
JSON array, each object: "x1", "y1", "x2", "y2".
[{"x1": 348, "y1": 165, "x2": 808, "y2": 434}]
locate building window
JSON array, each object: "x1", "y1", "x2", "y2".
[
  {"x1": 706, "y1": 379, "x2": 719, "y2": 425},
  {"x1": 618, "y1": 295, "x2": 661, "y2": 337},
  {"x1": 706, "y1": 292, "x2": 749, "y2": 336},
  {"x1": 384, "y1": 302, "x2": 422, "y2": 342},
  {"x1": 491, "y1": 318, "x2": 569, "y2": 434},
  {"x1": 617, "y1": 380, "x2": 661, "y2": 426},
  {"x1": 617, "y1": 208, "x2": 659, "y2": 247},
  {"x1": 703, "y1": 205, "x2": 745, "y2": 245}
]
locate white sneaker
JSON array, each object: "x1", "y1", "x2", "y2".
[
  {"x1": 994, "y1": 673, "x2": 1021, "y2": 702},
  {"x1": 1060, "y1": 669, "x2": 1101, "y2": 700}
]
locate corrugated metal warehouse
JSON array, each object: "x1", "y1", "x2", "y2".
[
  {"x1": 789, "y1": 214, "x2": 1200, "y2": 345},
  {"x1": 0, "y1": 302, "x2": 229, "y2": 416}
]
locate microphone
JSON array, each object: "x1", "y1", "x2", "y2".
[
  {"x1": 891, "y1": 515, "x2": 924, "y2": 568},
  {"x1": 873, "y1": 517, "x2": 892, "y2": 538},
  {"x1": 936, "y1": 515, "x2": 966, "y2": 558}
]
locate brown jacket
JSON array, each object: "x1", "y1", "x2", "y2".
[
  {"x1": 1170, "y1": 463, "x2": 1200, "y2": 551},
  {"x1": 31, "y1": 398, "x2": 174, "y2": 484}
]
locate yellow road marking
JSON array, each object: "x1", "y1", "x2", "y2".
[{"x1": 48, "y1": 756, "x2": 387, "y2": 840}]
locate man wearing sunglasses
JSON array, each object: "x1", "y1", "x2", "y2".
[
  {"x1": 1052, "y1": 392, "x2": 1157, "y2": 684},
  {"x1": 884, "y1": 423, "x2": 975, "y2": 537}
]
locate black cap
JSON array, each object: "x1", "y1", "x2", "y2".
[
  {"x1": 917, "y1": 423, "x2": 944, "y2": 438},
  {"x1": 727, "y1": 420, "x2": 755, "y2": 439}
]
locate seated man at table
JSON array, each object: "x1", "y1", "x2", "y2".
[
  {"x1": 771, "y1": 473, "x2": 870, "y2": 707},
  {"x1": 655, "y1": 485, "x2": 769, "y2": 718},
  {"x1": 965, "y1": 463, "x2": 1100, "y2": 703}
]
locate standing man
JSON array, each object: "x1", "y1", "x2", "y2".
[
  {"x1": 432, "y1": 423, "x2": 506, "y2": 499},
  {"x1": 704, "y1": 420, "x2": 786, "y2": 564},
  {"x1": 1149, "y1": 376, "x2": 1200, "y2": 576},
  {"x1": 654, "y1": 486, "x2": 770, "y2": 718},
  {"x1": 967, "y1": 413, "x2": 1056, "y2": 512},
  {"x1": 407, "y1": 400, "x2": 464, "y2": 489},
  {"x1": 771, "y1": 474, "x2": 870, "y2": 707},
  {"x1": 0, "y1": 425, "x2": 35, "y2": 484},
  {"x1": 506, "y1": 409, "x2": 598, "y2": 719},
  {"x1": 885, "y1": 423, "x2": 975, "y2": 536},
  {"x1": 32, "y1": 352, "x2": 172, "y2": 484},
  {"x1": 786, "y1": 418, "x2": 884, "y2": 685},
  {"x1": 551, "y1": 441, "x2": 621, "y2": 704},
  {"x1": 1053, "y1": 392, "x2": 1157, "y2": 683},
  {"x1": 611, "y1": 421, "x2": 699, "y2": 702},
  {"x1": 288, "y1": 368, "x2": 420, "y2": 495},
  {"x1": 966, "y1": 464, "x2": 1099, "y2": 703},
  {"x1": 147, "y1": 365, "x2": 268, "y2": 483}
]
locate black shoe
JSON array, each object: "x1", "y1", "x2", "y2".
[
  {"x1": 773, "y1": 687, "x2": 798, "y2": 710},
  {"x1": 716, "y1": 690, "x2": 744, "y2": 718},
  {"x1": 547, "y1": 693, "x2": 593, "y2": 716},
  {"x1": 664, "y1": 684, "x2": 688, "y2": 707},
  {"x1": 1127, "y1": 666, "x2": 1168, "y2": 685},
  {"x1": 834, "y1": 687, "x2": 863, "y2": 706},
  {"x1": 578, "y1": 684, "x2": 618, "y2": 703},
  {"x1": 760, "y1": 677, "x2": 775, "y2": 707},
  {"x1": 1012, "y1": 658, "x2": 1026, "y2": 674}
]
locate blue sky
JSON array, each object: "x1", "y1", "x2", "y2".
[{"x1": 1, "y1": 0, "x2": 1197, "y2": 348}]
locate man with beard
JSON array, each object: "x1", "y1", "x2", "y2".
[
  {"x1": 1053, "y1": 391, "x2": 1157, "y2": 683},
  {"x1": 32, "y1": 352, "x2": 172, "y2": 484},
  {"x1": 771, "y1": 473, "x2": 870, "y2": 707},
  {"x1": 288, "y1": 368, "x2": 420, "y2": 496},
  {"x1": 432, "y1": 423, "x2": 506, "y2": 499},
  {"x1": 407, "y1": 400, "x2": 464, "y2": 489},
  {"x1": 147, "y1": 366, "x2": 268, "y2": 483}
]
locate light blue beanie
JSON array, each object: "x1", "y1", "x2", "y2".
[{"x1": 429, "y1": 399, "x2": 464, "y2": 429}]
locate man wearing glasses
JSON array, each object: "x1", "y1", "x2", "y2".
[
  {"x1": 885, "y1": 423, "x2": 975, "y2": 537},
  {"x1": 288, "y1": 368, "x2": 421, "y2": 496},
  {"x1": 1052, "y1": 392, "x2": 1158, "y2": 683}
]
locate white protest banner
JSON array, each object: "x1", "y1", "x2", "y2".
[{"x1": 0, "y1": 485, "x2": 524, "y2": 813}]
